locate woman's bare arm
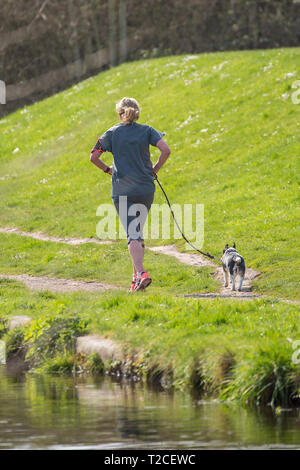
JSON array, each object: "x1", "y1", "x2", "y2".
[
  {"x1": 90, "y1": 149, "x2": 112, "y2": 175},
  {"x1": 152, "y1": 139, "x2": 171, "y2": 175}
]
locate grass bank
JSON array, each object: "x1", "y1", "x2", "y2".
[{"x1": 1, "y1": 278, "x2": 299, "y2": 407}]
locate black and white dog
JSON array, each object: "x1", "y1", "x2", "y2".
[{"x1": 221, "y1": 243, "x2": 245, "y2": 291}]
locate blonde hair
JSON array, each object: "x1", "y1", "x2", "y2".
[{"x1": 116, "y1": 97, "x2": 140, "y2": 124}]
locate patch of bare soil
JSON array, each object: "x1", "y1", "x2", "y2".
[
  {"x1": 0, "y1": 227, "x2": 112, "y2": 245},
  {"x1": 0, "y1": 274, "x2": 117, "y2": 292},
  {"x1": 148, "y1": 245, "x2": 214, "y2": 267}
]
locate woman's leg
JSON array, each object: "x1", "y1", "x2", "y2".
[
  {"x1": 133, "y1": 238, "x2": 151, "y2": 290},
  {"x1": 127, "y1": 194, "x2": 152, "y2": 275},
  {"x1": 113, "y1": 194, "x2": 154, "y2": 289},
  {"x1": 129, "y1": 195, "x2": 153, "y2": 290},
  {"x1": 128, "y1": 240, "x2": 145, "y2": 274},
  {"x1": 129, "y1": 240, "x2": 145, "y2": 291}
]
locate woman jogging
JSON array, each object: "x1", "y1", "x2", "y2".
[{"x1": 90, "y1": 97, "x2": 170, "y2": 291}]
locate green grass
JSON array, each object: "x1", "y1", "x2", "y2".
[
  {"x1": 0, "y1": 48, "x2": 299, "y2": 299},
  {"x1": 0, "y1": 278, "x2": 299, "y2": 406},
  {"x1": 0, "y1": 48, "x2": 299, "y2": 405}
]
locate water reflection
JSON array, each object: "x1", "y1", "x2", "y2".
[{"x1": 0, "y1": 366, "x2": 299, "y2": 449}]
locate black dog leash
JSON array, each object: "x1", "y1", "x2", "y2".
[{"x1": 154, "y1": 173, "x2": 221, "y2": 262}]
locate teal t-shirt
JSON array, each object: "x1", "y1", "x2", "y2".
[{"x1": 94, "y1": 122, "x2": 164, "y2": 197}]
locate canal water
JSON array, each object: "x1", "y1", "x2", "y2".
[{"x1": 0, "y1": 366, "x2": 299, "y2": 449}]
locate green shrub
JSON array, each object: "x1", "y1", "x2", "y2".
[
  {"x1": 5, "y1": 327, "x2": 26, "y2": 358},
  {"x1": 84, "y1": 352, "x2": 105, "y2": 375},
  {"x1": 220, "y1": 341, "x2": 298, "y2": 407},
  {"x1": 41, "y1": 353, "x2": 75, "y2": 375},
  {"x1": 25, "y1": 313, "x2": 89, "y2": 366},
  {"x1": 0, "y1": 316, "x2": 8, "y2": 339}
]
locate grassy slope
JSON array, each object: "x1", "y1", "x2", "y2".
[
  {"x1": 0, "y1": 49, "x2": 299, "y2": 404},
  {"x1": 0, "y1": 48, "x2": 299, "y2": 299}
]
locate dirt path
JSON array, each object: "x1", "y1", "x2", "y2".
[
  {"x1": 1, "y1": 227, "x2": 296, "y2": 303},
  {"x1": 0, "y1": 227, "x2": 112, "y2": 246},
  {"x1": 0, "y1": 274, "x2": 117, "y2": 293},
  {"x1": 149, "y1": 245, "x2": 260, "y2": 300}
]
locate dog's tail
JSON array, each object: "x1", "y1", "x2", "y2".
[{"x1": 233, "y1": 256, "x2": 242, "y2": 265}]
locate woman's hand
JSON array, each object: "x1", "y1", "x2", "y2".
[{"x1": 103, "y1": 165, "x2": 113, "y2": 175}]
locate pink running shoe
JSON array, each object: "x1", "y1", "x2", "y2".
[{"x1": 134, "y1": 272, "x2": 152, "y2": 291}]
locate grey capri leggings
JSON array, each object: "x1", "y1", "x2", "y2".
[{"x1": 112, "y1": 193, "x2": 154, "y2": 244}]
